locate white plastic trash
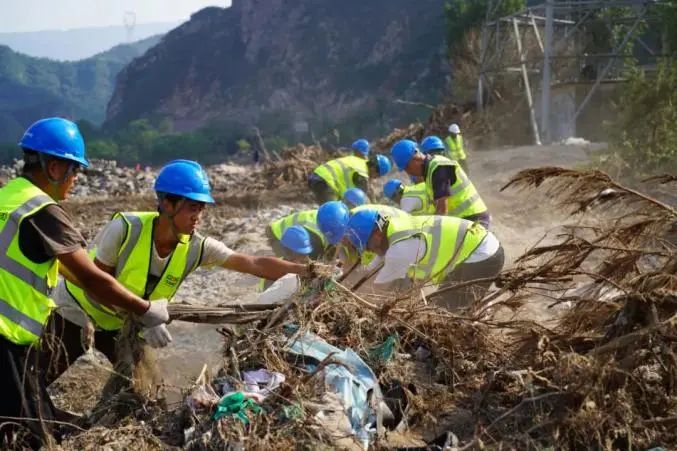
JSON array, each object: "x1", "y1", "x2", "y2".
[{"x1": 257, "y1": 273, "x2": 300, "y2": 304}]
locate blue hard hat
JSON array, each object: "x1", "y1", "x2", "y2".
[
  {"x1": 383, "y1": 179, "x2": 403, "y2": 199},
  {"x1": 351, "y1": 138, "x2": 370, "y2": 157},
  {"x1": 155, "y1": 159, "x2": 215, "y2": 204},
  {"x1": 281, "y1": 225, "x2": 313, "y2": 255},
  {"x1": 317, "y1": 201, "x2": 350, "y2": 245},
  {"x1": 369, "y1": 154, "x2": 392, "y2": 177},
  {"x1": 420, "y1": 136, "x2": 445, "y2": 153},
  {"x1": 19, "y1": 117, "x2": 89, "y2": 168},
  {"x1": 346, "y1": 208, "x2": 379, "y2": 253},
  {"x1": 391, "y1": 139, "x2": 418, "y2": 171},
  {"x1": 343, "y1": 188, "x2": 367, "y2": 208}
]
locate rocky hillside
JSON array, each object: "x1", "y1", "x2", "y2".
[
  {"x1": 0, "y1": 35, "x2": 161, "y2": 142},
  {"x1": 105, "y1": 0, "x2": 448, "y2": 135}
]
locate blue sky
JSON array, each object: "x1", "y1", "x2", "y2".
[{"x1": 0, "y1": 0, "x2": 232, "y2": 32}]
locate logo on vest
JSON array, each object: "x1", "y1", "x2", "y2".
[
  {"x1": 0, "y1": 212, "x2": 8, "y2": 222},
  {"x1": 164, "y1": 275, "x2": 180, "y2": 287}
]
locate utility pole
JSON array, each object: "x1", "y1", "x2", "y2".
[{"x1": 540, "y1": 0, "x2": 554, "y2": 144}]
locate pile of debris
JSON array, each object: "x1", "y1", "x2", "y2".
[
  {"x1": 58, "y1": 168, "x2": 676, "y2": 449},
  {"x1": 374, "y1": 101, "x2": 491, "y2": 152}
]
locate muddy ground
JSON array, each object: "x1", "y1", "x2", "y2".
[{"x1": 49, "y1": 142, "x2": 602, "y2": 417}]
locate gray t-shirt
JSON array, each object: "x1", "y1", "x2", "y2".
[{"x1": 54, "y1": 217, "x2": 235, "y2": 327}]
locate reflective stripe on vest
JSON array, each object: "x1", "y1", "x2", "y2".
[
  {"x1": 269, "y1": 210, "x2": 328, "y2": 250},
  {"x1": 401, "y1": 183, "x2": 435, "y2": 216},
  {"x1": 444, "y1": 134, "x2": 466, "y2": 161},
  {"x1": 387, "y1": 215, "x2": 487, "y2": 283},
  {"x1": 312, "y1": 156, "x2": 368, "y2": 196},
  {"x1": 0, "y1": 178, "x2": 58, "y2": 344},
  {"x1": 425, "y1": 156, "x2": 487, "y2": 219},
  {"x1": 66, "y1": 212, "x2": 204, "y2": 331}
]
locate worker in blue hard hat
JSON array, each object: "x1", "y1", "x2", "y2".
[
  {"x1": 266, "y1": 207, "x2": 331, "y2": 261},
  {"x1": 345, "y1": 208, "x2": 504, "y2": 308},
  {"x1": 342, "y1": 187, "x2": 368, "y2": 209},
  {"x1": 279, "y1": 226, "x2": 314, "y2": 262},
  {"x1": 308, "y1": 152, "x2": 392, "y2": 204},
  {"x1": 420, "y1": 136, "x2": 446, "y2": 156},
  {"x1": 383, "y1": 178, "x2": 435, "y2": 216},
  {"x1": 0, "y1": 118, "x2": 173, "y2": 448},
  {"x1": 42, "y1": 159, "x2": 320, "y2": 398},
  {"x1": 351, "y1": 138, "x2": 370, "y2": 159},
  {"x1": 390, "y1": 139, "x2": 490, "y2": 228},
  {"x1": 316, "y1": 200, "x2": 408, "y2": 270}
]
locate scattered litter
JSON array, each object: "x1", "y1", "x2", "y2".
[{"x1": 213, "y1": 392, "x2": 263, "y2": 424}]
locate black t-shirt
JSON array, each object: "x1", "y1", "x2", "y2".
[
  {"x1": 19, "y1": 203, "x2": 86, "y2": 264},
  {"x1": 423, "y1": 156, "x2": 457, "y2": 200}
]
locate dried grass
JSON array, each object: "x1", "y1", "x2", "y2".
[{"x1": 54, "y1": 168, "x2": 676, "y2": 449}]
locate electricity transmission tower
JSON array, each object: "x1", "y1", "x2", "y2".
[
  {"x1": 477, "y1": 0, "x2": 664, "y2": 144},
  {"x1": 123, "y1": 11, "x2": 137, "y2": 43}
]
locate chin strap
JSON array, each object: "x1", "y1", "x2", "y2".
[
  {"x1": 38, "y1": 154, "x2": 76, "y2": 185},
  {"x1": 157, "y1": 194, "x2": 190, "y2": 245}
]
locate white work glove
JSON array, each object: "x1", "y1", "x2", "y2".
[
  {"x1": 141, "y1": 324, "x2": 173, "y2": 348},
  {"x1": 138, "y1": 299, "x2": 169, "y2": 327}
]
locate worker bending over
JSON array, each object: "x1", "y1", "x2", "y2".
[
  {"x1": 391, "y1": 139, "x2": 490, "y2": 228},
  {"x1": 383, "y1": 179, "x2": 435, "y2": 216},
  {"x1": 346, "y1": 209, "x2": 504, "y2": 309},
  {"x1": 308, "y1": 152, "x2": 391, "y2": 204}
]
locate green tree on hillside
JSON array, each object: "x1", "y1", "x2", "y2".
[{"x1": 444, "y1": 0, "x2": 525, "y2": 50}]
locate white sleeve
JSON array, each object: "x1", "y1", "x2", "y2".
[
  {"x1": 400, "y1": 197, "x2": 422, "y2": 213},
  {"x1": 94, "y1": 218, "x2": 127, "y2": 267},
  {"x1": 374, "y1": 238, "x2": 426, "y2": 285},
  {"x1": 199, "y1": 237, "x2": 236, "y2": 267}
]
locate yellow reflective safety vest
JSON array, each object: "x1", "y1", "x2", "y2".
[
  {"x1": 386, "y1": 215, "x2": 487, "y2": 284},
  {"x1": 66, "y1": 212, "x2": 204, "y2": 331},
  {"x1": 269, "y1": 209, "x2": 328, "y2": 251},
  {"x1": 312, "y1": 156, "x2": 368, "y2": 197},
  {"x1": 444, "y1": 134, "x2": 466, "y2": 161},
  {"x1": 425, "y1": 156, "x2": 487, "y2": 219},
  {"x1": 0, "y1": 177, "x2": 59, "y2": 345},
  {"x1": 401, "y1": 183, "x2": 435, "y2": 216}
]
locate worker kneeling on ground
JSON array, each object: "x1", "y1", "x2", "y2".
[
  {"x1": 308, "y1": 151, "x2": 391, "y2": 204},
  {"x1": 345, "y1": 209, "x2": 504, "y2": 309},
  {"x1": 391, "y1": 139, "x2": 491, "y2": 228},
  {"x1": 45, "y1": 159, "x2": 316, "y2": 385},
  {"x1": 383, "y1": 178, "x2": 435, "y2": 216},
  {"x1": 0, "y1": 118, "x2": 171, "y2": 448}
]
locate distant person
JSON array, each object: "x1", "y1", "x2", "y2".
[
  {"x1": 383, "y1": 179, "x2": 435, "y2": 216},
  {"x1": 391, "y1": 139, "x2": 490, "y2": 228},
  {"x1": 445, "y1": 123, "x2": 468, "y2": 174},
  {"x1": 346, "y1": 209, "x2": 504, "y2": 309},
  {"x1": 308, "y1": 153, "x2": 391, "y2": 204},
  {"x1": 0, "y1": 118, "x2": 171, "y2": 448},
  {"x1": 41, "y1": 160, "x2": 316, "y2": 388},
  {"x1": 351, "y1": 138, "x2": 370, "y2": 159}
]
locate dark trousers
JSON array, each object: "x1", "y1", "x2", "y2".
[
  {"x1": 308, "y1": 174, "x2": 338, "y2": 205},
  {"x1": 0, "y1": 336, "x2": 56, "y2": 449},
  {"x1": 431, "y1": 246, "x2": 505, "y2": 310},
  {"x1": 39, "y1": 313, "x2": 118, "y2": 387}
]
